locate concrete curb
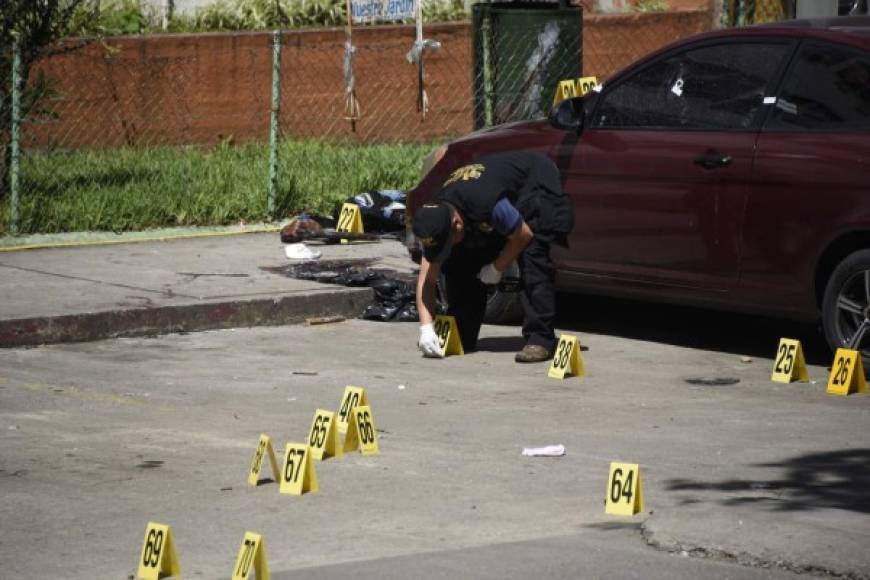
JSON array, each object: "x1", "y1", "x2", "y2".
[{"x1": 0, "y1": 287, "x2": 372, "y2": 347}]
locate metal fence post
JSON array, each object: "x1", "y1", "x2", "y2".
[
  {"x1": 10, "y1": 31, "x2": 21, "y2": 235},
  {"x1": 481, "y1": 14, "x2": 494, "y2": 128},
  {"x1": 268, "y1": 29, "x2": 282, "y2": 218}
]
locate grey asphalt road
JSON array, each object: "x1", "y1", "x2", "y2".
[{"x1": 1, "y1": 316, "x2": 868, "y2": 579}]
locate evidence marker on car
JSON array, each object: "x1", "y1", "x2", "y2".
[
  {"x1": 308, "y1": 409, "x2": 343, "y2": 461},
  {"x1": 232, "y1": 531, "x2": 268, "y2": 580},
  {"x1": 605, "y1": 462, "x2": 644, "y2": 516},
  {"x1": 337, "y1": 385, "x2": 369, "y2": 434},
  {"x1": 826, "y1": 348, "x2": 868, "y2": 396},
  {"x1": 279, "y1": 443, "x2": 318, "y2": 496},
  {"x1": 552, "y1": 75, "x2": 599, "y2": 105},
  {"x1": 136, "y1": 522, "x2": 181, "y2": 580},
  {"x1": 343, "y1": 405, "x2": 379, "y2": 455},
  {"x1": 770, "y1": 338, "x2": 809, "y2": 384},
  {"x1": 248, "y1": 433, "x2": 279, "y2": 487},
  {"x1": 433, "y1": 314, "x2": 464, "y2": 357},
  {"x1": 548, "y1": 333, "x2": 585, "y2": 380}
]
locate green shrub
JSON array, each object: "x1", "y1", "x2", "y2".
[{"x1": 67, "y1": 0, "x2": 467, "y2": 36}]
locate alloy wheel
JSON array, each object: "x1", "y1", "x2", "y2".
[{"x1": 834, "y1": 269, "x2": 870, "y2": 353}]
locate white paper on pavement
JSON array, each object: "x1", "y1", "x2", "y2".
[
  {"x1": 284, "y1": 243, "x2": 322, "y2": 261},
  {"x1": 521, "y1": 444, "x2": 566, "y2": 457}
]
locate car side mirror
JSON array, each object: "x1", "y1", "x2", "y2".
[{"x1": 548, "y1": 96, "x2": 585, "y2": 132}]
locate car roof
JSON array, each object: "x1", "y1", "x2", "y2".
[
  {"x1": 754, "y1": 15, "x2": 870, "y2": 38},
  {"x1": 700, "y1": 16, "x2": 870, "y2": 48},
  {"x1": 608, "y1": 16, "x2": 870, "y2": 81}
]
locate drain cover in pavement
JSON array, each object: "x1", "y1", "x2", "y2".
[{"x1": 685, "y1": 377, "x2": 740, "y2": 386}]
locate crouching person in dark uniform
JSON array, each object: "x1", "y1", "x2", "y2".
[{"x1": 413, "y1": 150, "x2": 574, "y2": 363}]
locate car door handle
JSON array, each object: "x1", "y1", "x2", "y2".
[{"x1": 694, "y1": 151, "x2": 733, "y2": 170}]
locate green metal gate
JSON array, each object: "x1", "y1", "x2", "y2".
[{"x1": 472, "y1": 2, "x2": 583, "y2": 129}]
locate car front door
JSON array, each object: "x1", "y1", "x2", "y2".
[{"x1": 555, "y1": 39, "x2": 794, "y2": 292}]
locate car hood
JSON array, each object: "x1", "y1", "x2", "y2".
[{"x1": 449, "y1": 119, "x2": 557, "y2": 147}]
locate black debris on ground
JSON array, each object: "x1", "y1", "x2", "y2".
[{"x1": 262, "y1": 259, "x2": 421, "y2": 322}]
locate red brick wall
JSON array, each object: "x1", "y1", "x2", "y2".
[{"x1": 25, "y1": 9, "x2": 711, "y2": 149}]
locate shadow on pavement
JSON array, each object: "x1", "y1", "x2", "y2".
[
  {"x1": 555, "y1": 293, "x2": 831, "y2": 366},
  {"x1": 475, "y1": 336, "x2": 526, "y2": 353},
  {"x1": 665, "y1": 449, "x2": 870, "y2": 514}
]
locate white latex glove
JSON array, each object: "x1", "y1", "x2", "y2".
[
  {"x1": 418, "y1": 323, "x2": 444, "y2": 358},
  {"x1": 478, "y1": 263, "x2": 503, "y2": 285}
]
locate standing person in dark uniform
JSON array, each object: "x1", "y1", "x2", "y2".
[{"x1": 412, "y1": 150, "x2": 574, "y2": 363}]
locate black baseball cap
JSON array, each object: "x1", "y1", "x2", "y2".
[{"x1": 413, "y1": 203, "x2": 453, "y2": 263}]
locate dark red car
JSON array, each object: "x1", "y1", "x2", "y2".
[{"x1": 407, "y1": 16, "x2": 870, "y2": 360}]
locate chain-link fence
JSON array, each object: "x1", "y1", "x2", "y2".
[
  {"x1": 2, "y1": 6, "x2": 716, "y2": 235},
  {"x1": 719, "y1": 0, "x2": 794, "y2": 26}
]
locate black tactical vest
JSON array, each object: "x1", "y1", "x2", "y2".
[{"x1": 435, "y1": 151, "x2": 573, "y2": 244}]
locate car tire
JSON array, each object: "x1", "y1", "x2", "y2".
[{"x1": 821, "y1": 249, "x2": 870, "y2": 363}]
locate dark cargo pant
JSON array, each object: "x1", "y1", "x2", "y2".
[{"x1": 443, "y1": 236, "x2": 557, "y2": 353}]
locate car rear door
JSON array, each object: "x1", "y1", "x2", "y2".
[
  {"x1": 742, "y1": 39, "x2": 870, "y2": 315},
  {"x1": 555, "y1": 39, "x2": 794, "y2": 292}
]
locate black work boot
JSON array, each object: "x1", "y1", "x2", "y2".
[{"x1": 515, "y1": 344, "x2": 552, "y2": 363}]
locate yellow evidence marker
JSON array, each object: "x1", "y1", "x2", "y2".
[
  {"x1": 605, "y1": 462, "x2": 644, "y2": 516},
  {"x1": 337, "y1": 385, "x2": 370, "y2": 434},
  {"x1": 553, "y1": 76, "x2": 600, "y2": 104},
  {"x1": 548, "y1": 334, "x2": 585, "y2": 379},
  {"x1": 343, "y1": 404, "x2": 379, "y2": 455},
  {"x1": 336, "y1": 203, "x2": 364, "y2": 234},
  {"x1": 826, "y1": 348, "x2": 868, "y2": 396},
  {"x1": 137, "y1": 522, "x2": 181, "y2": 580},
  {"x1": 770, "y1": 338, "x2": 809, "y2": 383},
  {"x1": 308, "y1": 408, "x2": 343, "y2": 461},
  {"x1": 279, "y1": 443, "x2": 319, "y2": 496},
  {"x1": 433, "y1": 314, "x2": 464, "y2": 357},
  {"x1": 553, "y1": 79, "x2": 578, "y2": 105},
  {"x1": 248, "y1": 434, "x2": 280, "y2": 487},
  {"x1": 575, "y1": 76, "x2": 599, "y2": 96},
  {"x1": 232, "y1": 531, "x2": 269, "y2": 580}
]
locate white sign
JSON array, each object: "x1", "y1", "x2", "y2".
[{"x1": 351, "y1": 0, "x2": 416, "y2": 23}]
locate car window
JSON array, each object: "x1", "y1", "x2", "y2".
[
  {"x1": 765, "y1": 42, "x2": 870, "y2": 133},
  {"x1": 592, "y1": 42, "x2": 791, "y2": 131}
]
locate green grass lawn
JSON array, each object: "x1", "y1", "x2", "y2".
[{"x1": 2, "y1": 140, "x2": 435, "y2": 234}]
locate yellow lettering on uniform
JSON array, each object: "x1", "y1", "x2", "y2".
[{"x1": 444, "y1": 164, "x2": 485, "y2": 187}]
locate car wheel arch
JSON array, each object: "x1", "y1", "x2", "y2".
[{"x1": 814, "y1": 230, "x2": 870, "y2": 307}]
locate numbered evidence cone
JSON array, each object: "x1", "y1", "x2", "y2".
[
  {"x1": 553, "y1": 79, "x2": 577, "y2": 105},
  {"x1": 279, "y1": 443, "x2": 318, "y2": 496},
  {"x1": 605, "y1": 462, "x2": 644, "y2": 516},
  {"x1": 826, "y1": 348, "x2": 868, "y2": 396},
  {"x1": 433, "y1": 314, "x2": 464, "y2": 357},
  {"x1": 770, "y1": 338, "x2": 809, "y2": 383},
  {"x1": 308, "y1": 409, "x2": 343, "y2": 461},
  {"x1": 137, "y1": 522, "x2": 181, "y2": 580},
  {"x1": 548, "y1": 334, "x2": 585, "y2": 379},
  {"x1": 336, "y1": 202, "x2": 364, "y2": 245},
  {"x1": 247, "y1": 434, "x2": 280, "y2": 486},
  {"x1": 336, "y1": 385, "x2": 369, "y2": 434},
  {"x1": 343, "y1": 405, "x2": 379, "y2": 455},
  {"x1": 232, "y1": 531, "x2": 269, "y2": 580}
]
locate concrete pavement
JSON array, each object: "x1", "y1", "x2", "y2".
[
  {"x1": 1, "y1": 317, "x2": 868, "y2": 579},
  {"x1": 0, "y1": 231, "x2": 412, "y2": 346},
  {"x1": 1, "y1": 229, "x2": 868, "y2": 579}
]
